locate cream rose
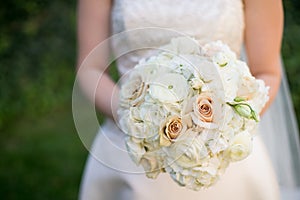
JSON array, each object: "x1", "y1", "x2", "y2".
[
  {"x1": 159, "y1": 116, "x2": 186, "y2": 146},
  {"x1": 140, "y1": 152, "x2": 162, "y2": 179},
  {"x1": 227, "y1": 131, "x2": 252, "y2": 161},
  {"x1": 120, "y1": 72, "x2": 147, "y2": 107}
]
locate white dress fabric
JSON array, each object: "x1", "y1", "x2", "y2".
[{"x1": 78, "y1": 0, "x2": 294, "y2": 199}]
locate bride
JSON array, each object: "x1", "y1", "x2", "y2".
[{"x1": 74, "y1": 0, "x2": 300, "y2": 199}]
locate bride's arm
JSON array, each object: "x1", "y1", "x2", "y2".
[
  {"x1": 77, "y1": 0, "x2": 118, "y2": 119},
  {"x1": 244, "y1": 0, "x2": 283, "y2": 114}
]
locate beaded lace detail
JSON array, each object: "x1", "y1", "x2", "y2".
[{"x1": 111, "y1": 0, "x2": 244, "y2": 75}]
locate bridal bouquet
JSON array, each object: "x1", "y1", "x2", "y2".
[{"x1": 117, "y1": 37, "x2": 269, "y2": 190}]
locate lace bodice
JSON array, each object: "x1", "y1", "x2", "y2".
[{"x1": 111, "y1": 0, "x2": 245, "y2": 75}]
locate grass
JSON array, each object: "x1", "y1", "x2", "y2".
[{"x1": 0, "y1": 104, "x2": 88, "y2": 199}]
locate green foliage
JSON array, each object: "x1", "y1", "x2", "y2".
[
  {"x1": 282, "y1": 0, "x2": 300, "y2": 126},
  {"x1": 0, "y1": 0, "x2": 76, "y2": 129},
  {"x1": 0, "y1": 1, "x2": 80, "y2": 198},
  {"x1": 0, "y1": 106, "x2": 87, "y2": 199}
]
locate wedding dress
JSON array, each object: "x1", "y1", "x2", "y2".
[{"x1": 76, "y1": 0, "x2": 300, "y2": 199}]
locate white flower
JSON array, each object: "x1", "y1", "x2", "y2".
[
  {"x1": 248, "y1": 79, "x2": 269, "y2": 112},
  {"x1": 118, "y1": 109, "x2": 130, "y2": 134},
  {"x1": 185, "y1": 55, "x2": 218, "y2": 83},
  {"x1": 165, "y1": 152, "x2": 224, "y2": 190},
  {"x1": 133, "y1": 103, "x2": 167, "y2": 126},
  {"x1": 235, "y1": 60, "x2": 252, "y2": 77},
  {"x1": 163, "y1": 37, "x2": 200, "y2": 55},
  {"x1": 149, "y1": 73, "x2": 190, "y2": 103},
  {"x1": 126, "y1": 105, "x2": 166, "y2": 139},
  {"x1": 237, "y1": 76, "x2": 258, "y2": 98},
  {"x1": 120, "y1": 71, "x2": 147, "y2": 107},
  {"x1": 199, "y1": 129, "x2": 228, "y2": 154},
  {"x1": 164, "y1": 129, "x2": 209, "y2": 169},
  {"x1": 125, "y1": 136, "x2": 146, "y2": 164},
  {"x1": 220, "y1": 110, "x2": 244, "y2": 139},
  {"x1": 117, "y1": 38, "x2": 266, "y2": 191},
  {"x1": 231, "y1": 103, "x2": 253, "y2": 119},
  {"x1": 136, "y1": 58, "x2": 173, "y2": 81},
  {"x1": 202, "y1": 40, "x2": 237, "y2": 60},
  {"x1": 227, "y1": 131, "x2": 253, "y2": 162},
  {"x1": 195, "y1": 156, "x2": 221, "y2": 176},
  {"x1": 169, "y1": 55, "x2": 195, "y2": 79},
  {"x1": 140, "y1": 151, "x2": 163, "y2": 179},
  {"x1": 212, "y1": 52, "x2": 230, "y2": 67},
  {"x1": 190, "y1": 77, "x2": 204, "y2": 90}
]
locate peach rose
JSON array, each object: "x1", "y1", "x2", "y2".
[
  {"x1": 159, "y1": 116, "x2": 186, "y2": 146},
  {"x1": 191, "y1": 93, "x2": 218, "y2": 129},
  {"x1": 194, "y1": 94, "x2": 213, "y2": 122}
]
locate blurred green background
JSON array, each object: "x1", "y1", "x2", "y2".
[{"x1": 0, "y1": 0, "x2": 299, "y2": 199}]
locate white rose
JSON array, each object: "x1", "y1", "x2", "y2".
[
  {"x1": 140, "y1": 151, "x2": 163, "y2": 179},
  {"x1": 149, "y1": 73, "x2": 190, "y2": 103},
  {"x1": 236, "y1": 74, "x2": 269, "y2": 113},
  {"x1": 227, "y1": 131, "x2": 253, "y2": 161},
  {"x1": 120, "y1": 71, "x2": 147, "y2": 107}
]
